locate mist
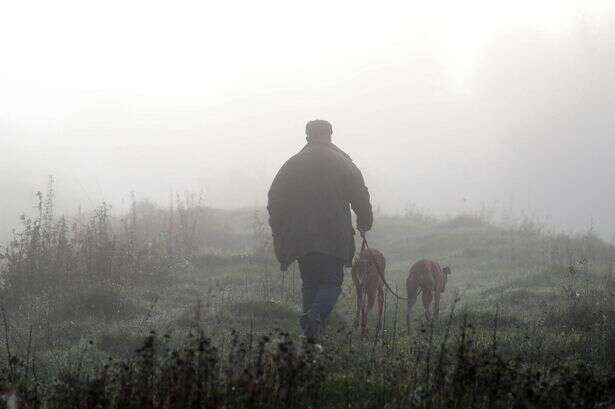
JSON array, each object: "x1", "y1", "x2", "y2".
[
  {"x1": 2, "y1": 1, "x2": 615, "y2": 240},
  {"x1": 4, "y1": 3, "x2": 615, "y2": 405}
]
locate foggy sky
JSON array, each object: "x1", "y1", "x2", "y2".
[{"x1": 1, "y1": 1, "x2": 615, "y2": 241}]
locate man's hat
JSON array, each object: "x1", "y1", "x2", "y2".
[{"x1": 306, "y1": 119, "x2": 333, "y2": 140}]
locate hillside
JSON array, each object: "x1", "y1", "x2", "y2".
[{"x1": 1, "y1": 201, "x2": 614, "y2": 406}]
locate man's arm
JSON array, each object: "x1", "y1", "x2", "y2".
[
  {"x1": 267, "y1": 164, "x2": 289, "y2": 238},
  {"x1": 267, "y1": 162, "x2": 293, "y2": 269},
  {"x1": 347, "y1": 163, "x2": 373, "y2": 232}
]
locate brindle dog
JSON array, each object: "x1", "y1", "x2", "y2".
[
  {"x1": 406, "y1": 259, "x2": 451, "y2": 330},
  {"x1": 351, "y1": 248, "x2": 386, "y2": 336}
]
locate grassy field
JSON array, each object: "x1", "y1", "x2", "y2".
[{"x1": 1, "y1": 192, "x2": 614, "y2": 407}]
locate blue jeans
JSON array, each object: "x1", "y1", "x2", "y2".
[{"x1": 298, "y1": 252, "x2": 344, "y2": 325}]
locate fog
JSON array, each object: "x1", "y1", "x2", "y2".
[{"x1": 2, "y1": 0, "x2": 615, "y2": 240}]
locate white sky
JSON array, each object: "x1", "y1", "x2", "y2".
[
  {"x1": 2, "y1": 0, "x2": 613, "y2": 132},
  {"x1": 1, "y1": 0, "x2": 615, "y2": 237}
]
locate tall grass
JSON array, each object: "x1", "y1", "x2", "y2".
[
  {"x1": 2, "y1": 320, "x2": 614, "y2": 408},
  {"x1": 0, "y1": 182, "x2": 212, "y2": 304},
  {"x1": 1, "y1": 180, "x2": 615, "y2": 407}
]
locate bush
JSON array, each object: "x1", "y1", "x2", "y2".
[
  {"x1": 6, "y1": 325, "x2": 615, "y2": 408},
  {"x1": 0, "y1": 181, "x2": 213, "y2": 305}
]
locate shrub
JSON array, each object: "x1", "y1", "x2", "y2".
[
  {"x1": 0, "y1": 181, "x2": 206, "y2": 306},
  {"x1": 6, "y1": 325, "x2": 615, "y2": 408}
]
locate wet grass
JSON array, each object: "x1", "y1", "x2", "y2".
[{"x1": 1, "y1": 192, "x2": 615, "y2": 406}]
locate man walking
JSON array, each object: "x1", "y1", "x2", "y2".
[{"x1": 267, "y1": 119, "x2": 373, "y2": 339}]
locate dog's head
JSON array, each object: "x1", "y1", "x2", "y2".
[{"x1": 442, "y1": 266, "x2": 451, "y2": 290}]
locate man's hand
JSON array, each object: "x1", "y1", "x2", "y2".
[
  {"x1": 273, "y1": 239, "x2": 285, "y2": 264},
  {"x1": 357, "y1": 227, "x2": 368, "y2": 239}
]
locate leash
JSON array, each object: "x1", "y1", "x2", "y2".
[{"x1": 360, "y1": 232, "x2": 408, "y2": 301}]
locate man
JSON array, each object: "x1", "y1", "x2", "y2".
[{"x1": 267, "y1": 119, "x2": 373, "y2": 339}]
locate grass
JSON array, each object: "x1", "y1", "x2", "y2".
[{"x1": 1, "y1": 185, "x2": 615, "y2": 407}]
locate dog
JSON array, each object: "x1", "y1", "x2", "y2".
[
  {"x1": 351, "y1": 248, "x2": 386, "y2": 335},
  {"x1": 406, "y1": 259, "x2": 451, "y2": 329}
]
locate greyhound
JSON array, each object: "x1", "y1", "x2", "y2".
[
  {"x1": 406, "y1": 259, "x2": 451, "y2": 330},
  {"x1": 351, "y1": 248, "x2": 386, "y2": 336}
]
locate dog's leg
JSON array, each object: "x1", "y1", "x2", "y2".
[
  {"x1": 354, "y1": 285, "x2": 362, "y2": 328},
  {"x1": 375, "y1": 286, "x2": 384, "y2": 337},
  {"x1": 351, "y1": 266, "x2": 361, "y2": 328},
  {"x1": 434, "y1": 288, "x2": 441, "y2": 320},
  {"x1": 406, "y1": 278, "x2": 419, "y2": 333},
  {"x1": 363, "y1": 290, "x2": 375, "y2": 336},
  {"x1": 422, "y1": 288, "x2": 433, "y2": 321},
  {"x1": 354, "y1": 287, "x2": 363, "y2": 328}
]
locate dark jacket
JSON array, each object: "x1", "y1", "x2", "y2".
[{"x1": 267, "y1": 140, "x2": 373, "y2": 271}]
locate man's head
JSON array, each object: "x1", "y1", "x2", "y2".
[{"x1": 306, "y1": 119, "x2": 333, "y2": 142}]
